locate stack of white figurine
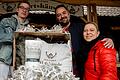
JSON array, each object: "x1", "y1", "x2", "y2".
[
  {"x1": 16, "y1": 24, "x2": 69, "y2": 33},
  {"x1": 8, "y1": 64, "x2": 79, "y2": 80}
]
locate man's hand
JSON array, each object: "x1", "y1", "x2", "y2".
[{"x1": 101, "y1": 38, "x2": 114, "y2": 49}]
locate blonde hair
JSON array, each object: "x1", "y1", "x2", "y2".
[{"x1": 85, "y1": 22, "x2": 99, "y2": 31}]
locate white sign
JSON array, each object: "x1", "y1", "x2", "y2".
[
  {"x1": 25, "y1": 39, "x2": 72, "y2": 72},
  {"x1": 0, "y1": 0, "x2": 83, "y2": 16},
  {"x1": 40, "y1": 43, "x2": 72, "y2": 72},
  {"x1": 29, "y1": 0, "x2": 83, "y2": 16}
]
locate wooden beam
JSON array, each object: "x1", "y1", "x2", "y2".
[
  {"x1": 111, "y1": 26, "x2": 120, "y2": 30},
  {"x1": 0, "y1": 0, "x2": 120, "y2": 6},
  {"x1": 56, "y1": 0, "x2": 89, "y2": 5},
  {"x1": 90, "y1": 0, "x2": 120, "y2": 7},
  {"x1": 56, "y1": 0, "x2": 120, "y2": 7},
  {"x1": 0, "y1": 0, "x2": 26, "y2": 3}
]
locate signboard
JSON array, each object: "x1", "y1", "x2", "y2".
[
  {"x1": 25, "y1": 39, "x2": 72, "y2": 72},
  {"x1": 0, "y1": 0, "x2": 83, "y2": 16},
  {"x1": 29, "y1": 0, "x2": 83, "y2": 16}
]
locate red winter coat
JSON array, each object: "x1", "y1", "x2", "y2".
[{"x1": 84, "y1": 40, "x2": 118, "y2": 80}]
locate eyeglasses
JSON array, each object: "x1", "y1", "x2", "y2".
[{"x1": 19, "y1": 6, "x2": 30, "y2": 11}]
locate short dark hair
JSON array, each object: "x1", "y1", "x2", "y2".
[
  {"x1": 17, "y1": 1, "x2": 30, "y2": 8},
  {"x1": 55, "y1": 4, "x2": 69, "y2": 13}
]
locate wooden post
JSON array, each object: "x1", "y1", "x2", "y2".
[
  {"x1": 13, "y1": 34, "x2": 16, "y2": 70},
  {"x1": 86, "y1": 4, "x2": 98, "y2": 24},
  {"x1": 92, "y1": 4, "x2": 98, "y2": 24},
  {"x1": 87, "y1": 5, "x2": 92, "y2": 22}
]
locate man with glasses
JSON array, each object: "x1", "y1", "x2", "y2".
[{"x1": 0, "y1": 1, "x2": 30, "y2": 80}]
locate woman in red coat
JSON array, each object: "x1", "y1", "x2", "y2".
[{"x1": 83, "y1": 22, "x2": 118, "y2": 80}]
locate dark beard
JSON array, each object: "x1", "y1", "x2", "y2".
[{"x1": 59, "y1": 22, "x2": 69, "y2": 27}]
